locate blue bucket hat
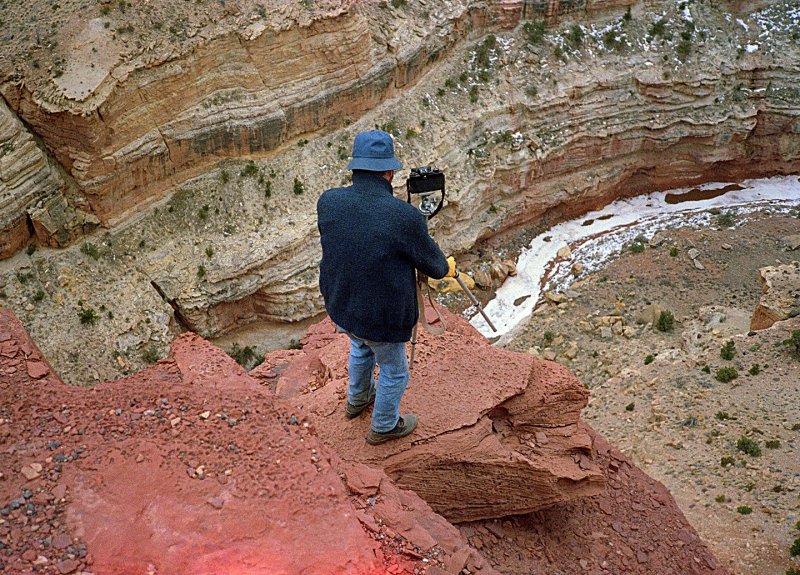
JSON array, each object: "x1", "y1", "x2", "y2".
[{"x1": 346, "y1": 130, "x2": 403, "y2": 172}]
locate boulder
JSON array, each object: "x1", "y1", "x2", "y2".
[
  {"x1": 750, "y1": 263, "x2": 800, "y2": 330},
  {"x1": 253, "y1": 310, "x2": 605, "y2": 523}
]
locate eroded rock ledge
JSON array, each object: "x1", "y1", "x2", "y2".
[{"x1": 0, "y1": 306, "x2": 727, "y2": 574}]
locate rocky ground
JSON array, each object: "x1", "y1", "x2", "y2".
[{"x1": 499, "y1": 210, "x2": 800, "y2": 575}]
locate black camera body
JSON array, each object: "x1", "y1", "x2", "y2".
[
  {"x1": 406, "y1": 166, "x2": 445, "y2": 218},
  {"x1": 407, "y1": 166, "x2": 445, "y2": 194}
]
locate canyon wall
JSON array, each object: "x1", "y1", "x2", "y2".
[{"x1": 0, "y1": 0, "x2": 798, "y2": 384}]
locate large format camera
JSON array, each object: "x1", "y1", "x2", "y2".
[{"x1": 406, "y1": 166, "x2": 445, "y2": 218}]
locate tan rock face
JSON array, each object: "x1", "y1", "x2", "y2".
[
  {"x1": 252, "y1": 309, "x2": 605, "y2": 522},
  {"x1": 750, "y1": 262, "x2": 800, "y2": 330}
]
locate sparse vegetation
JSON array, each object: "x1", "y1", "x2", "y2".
[
  {"x1": 142, "y1": 347, "x2": 160, "y2": 364},
  {"x1": 720, "y1": 340, "x2": 736, "y2": 361},
  {"x1": 765, "y1": 439, "x2": 780, "y2": 449},
  {"x1": 717, "y1": 212, "x2": 735, "y2": 227},
  {"x1": 701, "y1": 365, "x2": 711, "y2": 374},
  {"x1": 648, "y1": 17, "x2": 668, "y2": 40},
  {"x1": 469, "y1": 85, "x2": 479, "y2": 103},
  {"x1": 293, "y1": 177, "x2": 305, "y2": 195},
  {"x1": 567, "y1": 24, "x2": 584, "y2": 46},
  {"x1": 736, "y1": 505, "x2": 752, "y2": 515},
  {"x1": 81, "y1": 242, "x2": 100, "y2": 259},
  {"x1": 240, "y1": 160, "x2": 258, "y2": 178},
  {"x1": 288, "y1": 339, "x2": 302, "y2": 350},
  {"x1": 714, "y1": 494, "x2": 727, "y2": 503},
  {"x1": 205, "y1": 246, "x2": 214, "y2": 258},
  {"x1": 644, "y1": 354, "x2": 654, "y2": 365},
  {"x1": 33, "y1": 289, "x2": 46, "y2": 302},
  {"x1": 715, "y1": 367, "x2": 738, "y2": 383},
  {"x1": 715, "y1": 411, "x2": 731, "y2": 421},
  {"x1": 524, "y1": 20, "x2": 546, "y2": 45},
  {"x1": 669, "y1": 246, "x2": 679, "y2": 257},
  {"x1": 543, "y1": 331, "x2": 555, "y2": 345},
  {"x1": 782, "y1": 330, "x2": 800, "y2": 359},
  {"x1": 748, "y1": 364, "x2": 761, "y2": 376},
  {"x1": 78, "y1": 307, "x2": 98, "y2": 326},
  {"x1": 629, "y1": 237, "x2": 646, "y2": 253},
  {"x1": 228, "y1": 343, "x2": 265, "y2": 369},
  {"x1": 736, "y1": 436, "x2": 761, "y2": 457},
  {"x1": 655, "y1": 310, "x2": 675, "y2": 332},
  {"x1": 791, "y1": 536, "x2": 800, "y2": 557},
  {"x1": 720, "y1": 456, "x2": 736, "y2": 467},
  {"x1": 197, "y1": 265, "x2": 206, "y2": 279},
  {"x1": 220, "y1": 170, "x2": 229, "y2": 184}
]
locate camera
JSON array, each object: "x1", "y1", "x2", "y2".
[{"x1": 406, "y1": 166, "x2": 445, "y2": 218}]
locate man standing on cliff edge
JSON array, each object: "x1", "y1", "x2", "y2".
[{"x1": 317, "y1": 130, "x2": 454, "y2": 445}]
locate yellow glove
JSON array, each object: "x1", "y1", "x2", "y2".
[{"x1": 446, "y1": 256, "x2": 457, "y2": 278}]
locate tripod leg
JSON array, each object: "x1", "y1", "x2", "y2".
[{"x1": 455, "y1": 273, "x2": 498, "y2": 332}]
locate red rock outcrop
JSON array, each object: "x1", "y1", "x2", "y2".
[
  {"x1": 0, "y1": 308, "x2": 496, "y2": 575},
  {"x1": 0, "y1": 306, "x2": 727, "y2": 574},
  {"x1": 253, "y1": 311, "x2": 606, "y2": 523}
]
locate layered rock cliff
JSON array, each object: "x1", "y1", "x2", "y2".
[{"x1": 0, "y1": 0, "x2": 799, "y2": 384}]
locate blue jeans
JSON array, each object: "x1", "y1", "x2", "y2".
[{"x1": 346, "y1": 335, "x2": 409, "y2": 433}]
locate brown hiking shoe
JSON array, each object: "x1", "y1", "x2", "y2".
[
  {"x1": 366, "y1": 414, "x2": 417, "y2": 445},
  {"x1": 344, "y1": 391, "x2": 376, "y2": 419}
]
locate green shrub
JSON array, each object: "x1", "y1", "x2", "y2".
[
  {"x1": 764, "y1": 439, "x2": 780, "y2": 449},
  {"x1": 720, "y1": 455, "x2": 735, "y2": 467},
  {"x1": 748, "y1": 364, "x2": 760, "y2": 376},
  {"x1": 33, "y1": 289, "x2": 46, "y2": 302},
  {"x1": 220, "y1": 170, "x2": 229, "y2": 183},
  {"x1": 543, "y1": 331, "x2": 555, "y2": 345},
  {"x1": 622, "y1": 6, "x2": 632, "y2": 23},
  {"x1": 228, "y1": 343, "x2": 265, "y2": 369},
  {"x1": 715, "y1": 367, "x2": 738, "y2": 383},
  {"x1": 736, "y1": 505, "x2": 752, "y2": 515},
  {"x1": 524, "y1": 20, "x2": 546, "y2": 45},
  {"x1": 792, "y1": 536, "x2": 800, "y2": 557},
  {"x1": 669, "y1": 246, "x2": 679, "y2": 257},
  {"x1": 205, "y1": 246, "x2": 214, "y2": 258},
  {"x1": 655, "y1": 310, "x2": 675, "y2": 332},
  {"x1": 567, "y1": 24, "x2": 584, "y2": 46},
  {"x1": 721, "y1": 340, "x2": 736, "y2": 360},
  {"x1": 469, "y1": 85, "x2": 479, "y2": 103},
  {"x1": 644, "y1": 354, "x2": 654, "y2": 365},
  {"x1": 648, "y1": 17, "x2": 668, "y2": 39},
  {"x1": 717, "y1": 212, "x2": 735, "y2": 227},
  {"x1": 786, "y1": 566, "x2": 800, "y2": 575},
  {"x1": 629, "y1": 239, "x2": 646, "y2": 253},
  {"x1": 197, "y1": 265, "x2": 206, "y2": 279},
  {"x1": 78, "y1": 307, "x2": 98, "y2": 326},
  {"x1": 701, "y1": 365, "x2": 711, "y2": 374},
  {"x1": 80, "y1": 242, "x2": 100, "y2": 259},
  {"x1": 736, "y1": 436, "x2": 761, "y2": 457},
  {"x1": 715, "y1": 411, "x2": 731, "y2": 421},
  {"x1": 782, "y1": 330, "x2": 800, "y2": 359},
  {"x1": 288, "y1": 338, "x2": 302, "y2": 350},
  {"x1": 714, "y1": 494, "x2": 727, "y2": 503},
  {"x1": 142, "y1": 347, "x2": 160, "y2": 364},
  {"x1": 240, "y1": 160, "x2": 258, "y2": 178},
  {"x1": 293, "y1": 177, "x2": 305, "y2": 195}
]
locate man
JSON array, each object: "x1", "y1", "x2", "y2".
[{"x1": 317, "y1": 130, "x2": 453, "y2": 445}]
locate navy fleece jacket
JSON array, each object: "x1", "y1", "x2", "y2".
[{"x1": 317, "y1": 171, "x2": 449, "y2": 342}]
